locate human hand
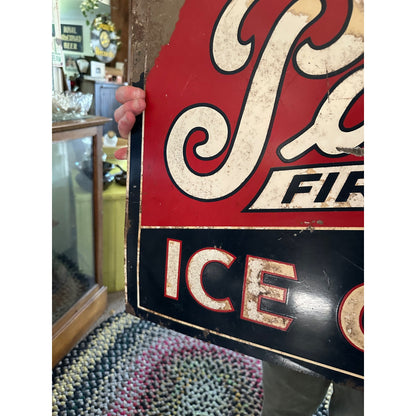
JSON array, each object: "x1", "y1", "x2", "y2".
[{"x1": 114, "y1": 86, "x2": 146, "y2": 138}]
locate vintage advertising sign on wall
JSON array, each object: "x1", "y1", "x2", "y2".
[
  {"x1": 126, "y1": 0, "x2": 364, "y2": 386},
  {"x1": 61, "y1": 24, "x2": 83, "y2": 52},
  {"x1": 91, "y1": 17, "x2": 119, "y2": 63}
]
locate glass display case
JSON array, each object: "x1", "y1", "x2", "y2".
[
  {"x1": 52, "y1": 116, "x2": 110, "y2": 367},
  {"x1": 53, "y1": 136, "x2": 96, "y2": 322}
]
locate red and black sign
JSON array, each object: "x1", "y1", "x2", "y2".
[{"x1": 126, "y1": 0, "x2": 364, "y2": 386}]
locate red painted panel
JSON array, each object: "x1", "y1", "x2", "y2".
[{"x1": 140, "y1": 0, "x2": 364, "y2": 229}]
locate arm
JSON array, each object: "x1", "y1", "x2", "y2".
[{"x1": 114, "y1": 85, "x2": 146, "y2": 137}]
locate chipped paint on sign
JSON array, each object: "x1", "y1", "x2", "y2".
[
  {"x1": 338, "y1": 284, "x2": 364, "y2": 351},
  {"x1": 186, "y1": 248, "x2": 235, "y2": 312},
  {"x1": 248, "y1": 162, "x2": 363, "y2": 210},
  {"x1": 241, "y1": 256, "x2": 297, "y2": 330}
]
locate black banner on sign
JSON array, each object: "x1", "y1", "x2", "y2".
[
  {"x1": 61, "y1": 24, "x2": 83, "y2": 52},
  {"x1": 131, "y1": 228, "x2": 363, "y2": 383}
]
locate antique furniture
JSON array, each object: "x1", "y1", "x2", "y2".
[{"x1": 52, "y1": 116, "x2": 110, "y2": 367}]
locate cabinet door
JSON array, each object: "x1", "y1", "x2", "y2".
[
  {"x1": 53, "y1": 137, "x2": 96, "y2": 324},
  {"x1": 95, "y1": 83, "x2": 120, "y2": 136},
  {"x1": 52, "y1": 118, "x2": 108, "y2": 368}
]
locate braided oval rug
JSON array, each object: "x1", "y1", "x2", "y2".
[{"x1": 52, "y1": 313, "x2": 331, "y2": 416}]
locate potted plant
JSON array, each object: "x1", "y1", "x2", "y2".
[{"x1": 80, "y1": 0, "x2": 101, "y2": 28}]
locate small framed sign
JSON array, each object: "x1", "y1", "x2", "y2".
[
  {"x1": 126, "y1": 0, "x2": 364, "y2": 387},
  {"x1": 61, "y1": 24, "x2": 83, "y2": 52}
]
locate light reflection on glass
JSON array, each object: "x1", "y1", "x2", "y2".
[{"x1": 52, "y1": 137, "x2": 95, "y2": 323}]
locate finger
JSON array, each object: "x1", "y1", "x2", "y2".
[
  {"x1": 114, "y1": 146, "x2": 128, "y2": 160},
  {"x1": 118, "y1": 112, "x2": 137, "y2": 138},
  {"x1": 115, "y1": 85, "x2": 145, "y2": 104},
  {"x1": 114, "y1": 98, "x2": 146, "y2": 122}
]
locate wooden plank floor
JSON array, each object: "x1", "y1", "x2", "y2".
[{"x1": 79, "y1": 290, "x2": 125, "y2": 340}]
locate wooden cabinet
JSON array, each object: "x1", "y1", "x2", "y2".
[{"x1": 52, "y1": 116, "x2": 111, "y2": 367}]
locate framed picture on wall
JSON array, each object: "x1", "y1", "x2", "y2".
[{"x1": 64, "y1": 55, "x2": 79, "y2": 74}]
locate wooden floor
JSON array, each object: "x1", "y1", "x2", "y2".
[{"x1": 80, "y1": 290, "x2": 126, "y2": 340}]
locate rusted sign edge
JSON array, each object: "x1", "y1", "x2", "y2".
[
  {"x1": 125, "y1": 1, "x2": 187, "y2": 302},
  {"x1": 126, "y1": 0, "x2": 189, "y2": 307}
]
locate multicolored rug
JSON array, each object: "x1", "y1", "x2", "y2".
[{"x1": 52, "y1": 313, "x2": 331, "y2": 415}]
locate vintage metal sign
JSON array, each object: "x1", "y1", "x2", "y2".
[
  {"x1": 61, "y1": 24, "x2": 83, "y2": 52},
  {"x1": 126, "y1": 0, "x2": 364, "y2": 386},
  {"x1": 91, "y1": 16, "x2": 119, "y2": 63}
]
